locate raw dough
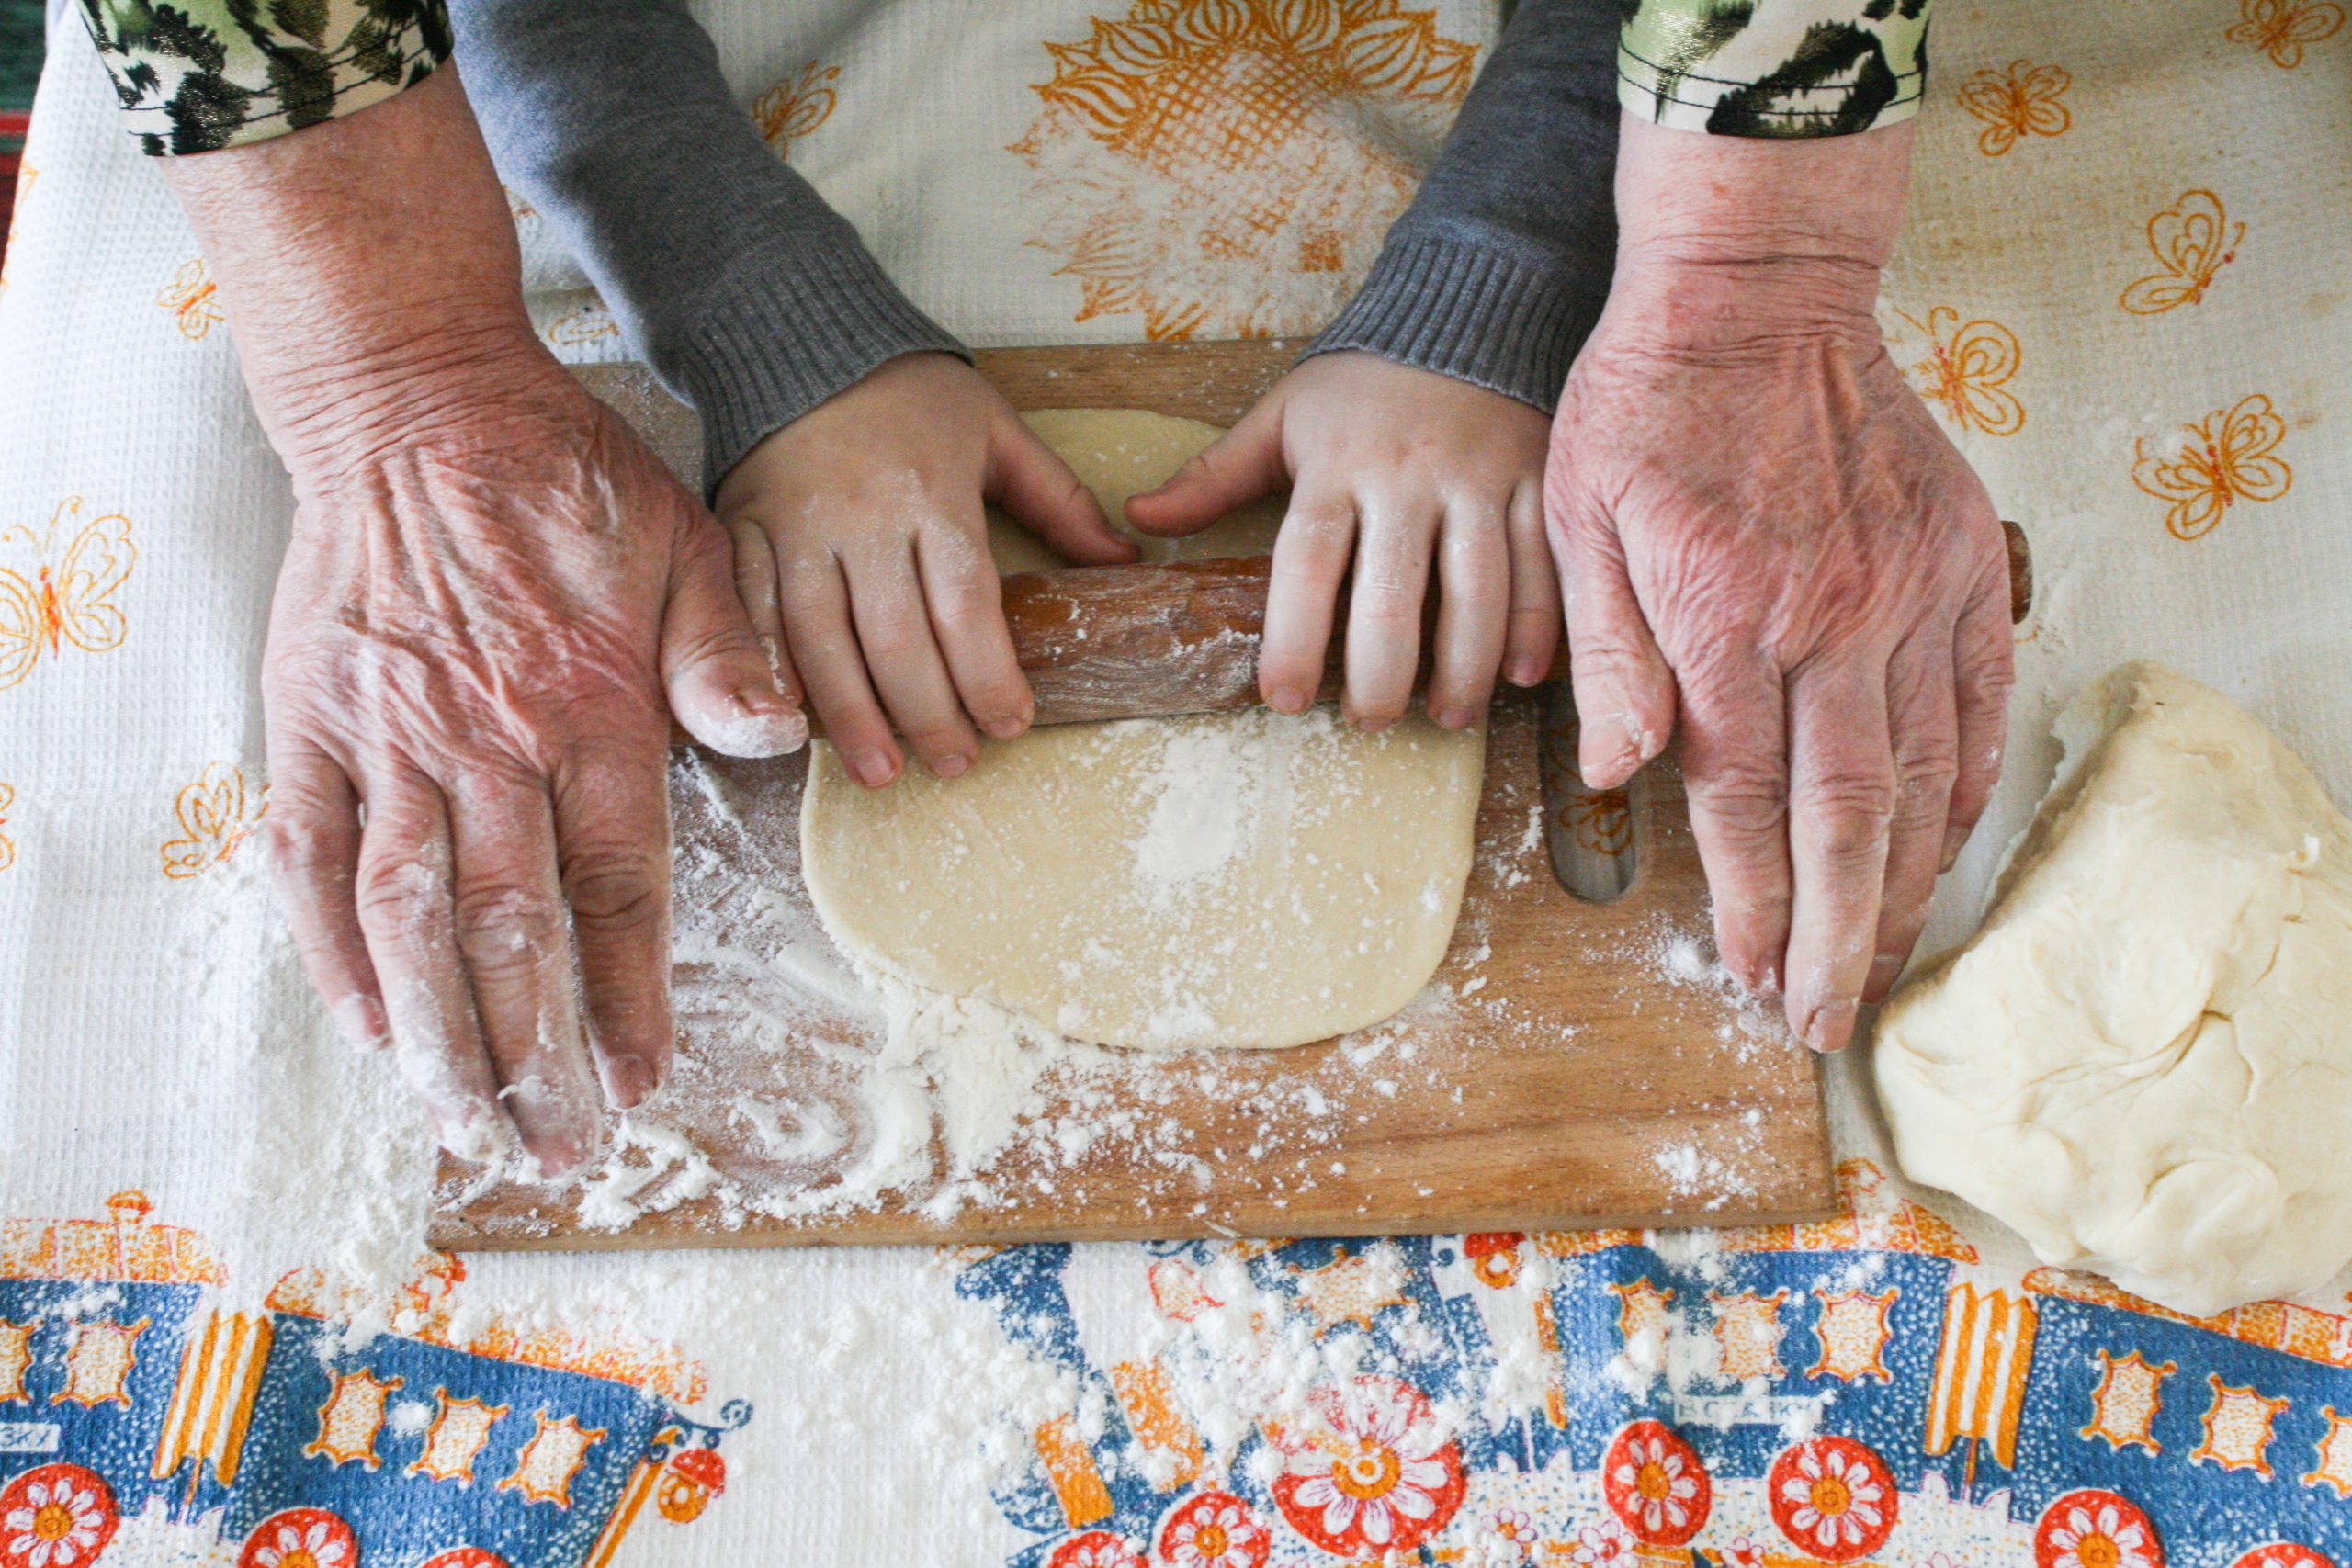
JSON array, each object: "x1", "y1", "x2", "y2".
[
  {"x1": 1873, "y1": 661, "x2": 2352, "y2": 1315},
  {"x1": 800, "y1": 409, "x2": 1485, "y2": 1050}
]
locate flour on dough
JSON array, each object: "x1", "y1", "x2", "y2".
[
  {"x1": 800, "y1": 408, "x2": 1485, "y2": 1051},
  {"x1": 1873, "y1": 661, "x2": 2352, "y2": 1315}
]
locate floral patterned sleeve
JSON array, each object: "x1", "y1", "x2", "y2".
[
  {"x1": 1617, "y1": 0, "x2": 1930, "y2": 137},
  {"x1": 74, "y1": 0, "x2": 451, "y2": 154}
]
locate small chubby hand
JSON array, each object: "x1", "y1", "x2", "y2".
[
  {"x1": 1125, "y1": 351, "x2": 1557, "y2": 731},
  {"x1": 717, "y1": 352, "x2": 1138, "y2": 788}
]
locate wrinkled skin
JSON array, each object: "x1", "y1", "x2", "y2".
[
  {"x1": 1546, "y1": 114, "x2": 2016, "y2": 1055},
  {"x1": 718, "y1": 352, "x2": 1138, "y2": 787},
  {"x1": 1126, "y1": 351, "x2": 1558, "y2": 729},
  {"x1": 263, "y1": 368, "x2": 804, "y2": 1174},
  {"x1": 164, "y1": 71, "x2": 798, "y2": 1177},
  {"x1": 1553, "y1": 273, "x2": 2013, "y2": 1052}
]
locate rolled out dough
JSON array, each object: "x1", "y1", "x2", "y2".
[
  {"x1": 800, "y1": 409, "x2": 1486, "y2": 1050},
  {"x1": 1873, "y1": 661, "x2": 2352, "y2": 1315}
]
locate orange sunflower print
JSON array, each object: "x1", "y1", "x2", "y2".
[{"x1": 1011, "y1": 0, "x2": 1476, "y2": 341}]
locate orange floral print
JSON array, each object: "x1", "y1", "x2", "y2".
[
  {"x1": 0, "y1": 783, "x2": 14, "y2": 874},
  {"x1": 1562, "y1": 790, "x2": 1632, "y2": 857},
  {"x1": 1956, "y1": 61, "x2": 2071, "y2": 156},
  {"x1": 162, "y1": 761, "x2": 266, "y2": 880},
  {"x1": 2120, "y1": 191, "x2": 2243, "y2": 315},
  {"x1": 545, "y1": 303, "x2": 620, "y2": 348},
  {"x1": 753, "y1": 61, "x2": 842, "y2": 160},
  {"x1": 0, "y1": 164, "x2": 38, "y2": 304},
  {"x1": 156, "y1": 258, "x2": 224, "y2": 341},
  {"x1": 1012, "y1": 0, "x2": 1476, "y2": 340},
  {"x1": 0, "y1": 497, "x2": 137, "y2": 693},
  {"x1": 2228, "y1": 0, "x2": 2344, "y2": 66},
  {"x1": 2132, "y1": 394, "x2": 2292, "y2": 541},
  {"x1": 1896, "y1": 308, "x2": 2025, "y2": 437}
]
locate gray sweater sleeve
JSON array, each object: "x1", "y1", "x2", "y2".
[
  {"x1": 1304, "y1": 0, "x2": 1619, "y2": 414},
  {"x1": 452, "y1": 0, "x2": 967, "y2": 494}
]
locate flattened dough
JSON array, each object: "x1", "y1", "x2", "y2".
[
  {"x1": 1874, "y1": 662, "x2": 2352, "y2": 1315},
  {"x1": 800, "y1": 409, "x2": 1485, "y2": 1050}
]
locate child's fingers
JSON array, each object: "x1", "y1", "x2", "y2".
[
  {"x1": 1258, "y1": 489, "x2": 1356, "y2": 715},
  {"x1": 1425, "y1": 502, "x2": 1510, "y2": 729},
  {"x1": 989, "y1": 412, "x2": 1139, "y2": 566},
  {"x1": 727, "y1": 517, "x2": 803, "y2": 710},
  {"x1": 844, "y1": 547, "x2": 982, "y2": 777},
  {"x1": 778, "y1": 547, "x2": 903, "y2": 790},
  {"x1": 1501, "y1": 478, "x2": 1562, "y2": 688},
  {"x1": 1125, "y1": 395, "x2": 1288, "y2": 538},
  {"x1": 917, "y1": 517, "x2": 1033, "y2": 741},
  {"x1": 1341, "y1": 499, "x2": 1441, "y2": 731}
]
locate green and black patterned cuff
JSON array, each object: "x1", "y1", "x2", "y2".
[
  {"x1": 77, "y1": 0, "x2": 453, "y2": 155},
  {"x1": 1617, "y1": 0, "x2": 1929, "y2": 137}
]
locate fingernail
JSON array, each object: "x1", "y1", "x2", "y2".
[
  {"x1": 334, "y1": 995, "x2": 390, "y2": 1053},
  {"x1": 1507, "y1": 660, "x2": 1546, "y2": 689},
  {"x1": 1435, "y1": 705, "x2": 1474, "y2": 730},
  {"x1": 604, "y1": 1053, "x2": 659, "y2": 1111},
  {"x1": 1864, "y1": 953, "x2": 1905, "y2": 1002},
  {"x1": 985, "y1": 716, "x2": 1028, "y2": 740},
  {"x1": 846, "y1": 748, "x2": 899, "y2": 788},
  {"x1": 1804, "y1": 1000, "x2": 1858, "y2": 1054},
  {"x1": 1268, "y1": 686, "x2": 1309, "y2": 715},
  {"x1": 932, "y1": 752, "x2": 971, "y2": 779},
  {"x1": 438, "y1": 1110, "x2": 500, "y2": 1167},
  {"x1": 734, "y1": 680, "x2": 792, "y2": 716},
  {"x1": 1939, "y1": 823, "x2": 1970, "y2": 872}
]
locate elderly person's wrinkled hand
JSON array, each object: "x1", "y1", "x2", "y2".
[
  {"x1": 166, "y1": 71, "x2": 799, "y2": 1175},
  {"x1": 1548, "y1": 118, "x2": 2014, "y2": 1053}
]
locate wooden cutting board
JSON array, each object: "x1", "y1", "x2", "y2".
[{"x1": 429, "y1": 343, "x2": 1841, "y2": 1251}]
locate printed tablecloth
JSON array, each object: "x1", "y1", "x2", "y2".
[{"x1": 5, "y1": 1, "x2": 2352, "y2": 1564}]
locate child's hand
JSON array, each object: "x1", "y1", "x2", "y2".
[
  {"x1": 1125, "y1": 352, "x2": 1555, "y2": 731},
  {"x1": 717, "y1": 353, "x2": 1138, "y2": 786}
]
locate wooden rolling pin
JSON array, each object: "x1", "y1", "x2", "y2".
[
  {"x1": 980, "y1": 519, "x2": 2032, "y2": 730},
  {"x1": 687, "y1": 524, "x2": 2032, "y2": 740}
]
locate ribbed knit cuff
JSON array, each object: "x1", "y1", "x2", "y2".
[
  {"x1": 1301, "y1": 231, "x2": 1605, "y2": 414},
  {"x1": 663, "y1": 244, "x2": 970, "y2": 496}
]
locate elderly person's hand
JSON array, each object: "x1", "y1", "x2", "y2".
[
  {"x1": 1550, "y1": 117, "x2": 2014, "y2": 1053},
  {"x1": 166, "y1": 71, "x2": 801, "y2": 1175}
]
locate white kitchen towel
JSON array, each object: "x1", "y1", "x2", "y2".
[{"x1": 5, "y1": 1, "x2": 2352, "y2": 1563}]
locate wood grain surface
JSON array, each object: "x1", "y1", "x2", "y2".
[{"x1": 430, "y1": 344, "x2": 1860, "y2": 1252}]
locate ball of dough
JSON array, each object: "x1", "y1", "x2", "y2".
[{"x1": 1874, "y1": 661, "x2": 2352, "y2": 1315}]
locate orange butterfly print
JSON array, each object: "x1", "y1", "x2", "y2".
[
  {"x1": 156, "y1": 258, "x2": 223, "y2": 340},
  {"x1": 753, "y1": 61, "x2": 842, "y2": 160},
  {"x1": 1896, "y1": 308, "x2": 2025, "y2": 437},
  {"x1": 1957, "y1": 61, "x2": 2071, "y2": 157},
  {"x1": 2120, "y1": 190, "x2": 2243, "y2": 315},
  {"x1": 2132, "y1": 394, "x2": 2292, "y2": 541},
  {"x1": 0, "y1": 782, "x2": 14, "y2": 874},
  {"x1": 1561, "y1": 789, "x2": 1633, "y2": 857},
  {"x1": 2228, "y1": 0, "x2": 2344, "y2": 67},
  {"x1": 0, "y1": 497, "x2": 137, "y2": 692},
  {"x1": 162, "y1": 761, "x2": 267, "y2": 880}
]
